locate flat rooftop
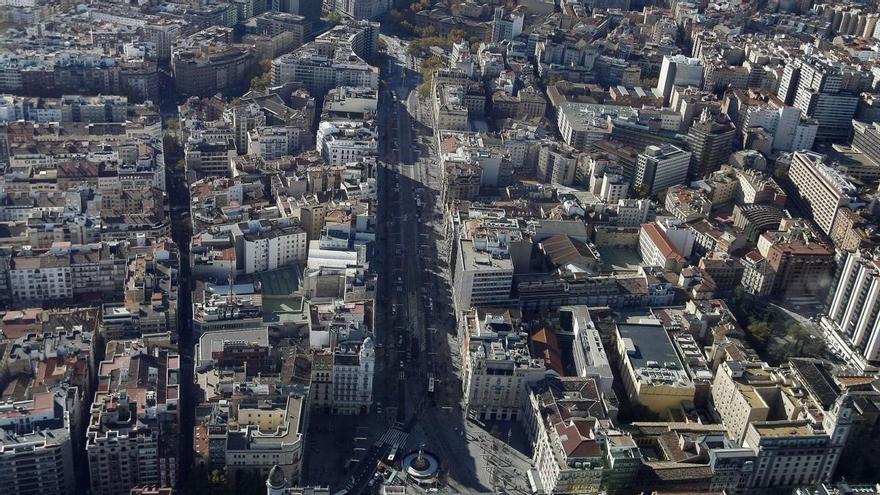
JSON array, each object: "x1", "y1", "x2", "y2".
[
  {"x1": 459, "y1": 238, "x2": 514, "y2": 272},
  {"x1": 617, "y1": 323, "x2": 693, "y2": 387}
]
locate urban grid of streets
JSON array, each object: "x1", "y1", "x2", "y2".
[
  {"x1": 162, "y1": 27, "x2": 538, "y2": 495},
  {"x1": 294, "y1": 31, "x2": 536, "y2": 495}
]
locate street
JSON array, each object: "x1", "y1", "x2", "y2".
[{"x1": 303, "y1": 31, "x2": 535, "y2": 495}]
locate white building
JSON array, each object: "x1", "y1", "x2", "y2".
[
  {"x1": 235, "y1": 222, "x2": 308, "y2": 274},
  {"x1": 461, "y1": 308, "x2": 548, "y2": 420},
  {"x1": 597, "y1": 171, "x2": 628, "y2": 203},
  {"x1": 225, "y1": 396, "x2": 306, "y2": 486},
  {"x1": 657, "y1": 55, "x2": 705, "y2": 105},
  {"x1": 9, "y1": 255, "x2": 73, "y2": 302},
  {"x1": 330, "y1": 338, "x2": 375, "y2": 415},
  {"x1": 248, "y1": 126, "x2": 304, "y2": 160},
  {"x1": 638, "y1": 220, "x2": 693, "y2": 271},
  {"x1": 634, "y1": 144, "x2": 692, "y2": 195},
  {"x1": 826, "y1": 249, "x2": 880, "y2": 366},
  {"x1": 561, "y1": 306, "x2": 613, "y2": 394},
  {"x1": 271, "y1": 41, "x2": 378, "y2": 96},
  {"x1": 611, "y1": 199, "x2": 651, "y2": 228},
  {"x1": 536, "y1": 141, "x2": 579, "y2": 186},
  {"x1": 316, "y1": 120, "x2": 378, "y2": 165},
  {"x1": 453, "y1": 234, "x2": 515, "y2": 312},
  {"x1": 739, "y1": 97, "x2": 817, "y2": 152},
  {"x1": 323, "y1": 86, "x2": 378, "y2": 119}
]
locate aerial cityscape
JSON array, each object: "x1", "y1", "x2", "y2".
[{"x1": 1, "y1": 0, "x2": 880, "y2": 494}]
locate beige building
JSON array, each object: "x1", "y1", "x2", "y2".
[
  {"x1": 711, "y1": 361, "x2": 774, "y2": 442},
  {"x1": 460, "y1": 308, "x2": 547, "y2": 420},
  {"x1": 711, "y1": 359, "x2": 855, "y2": 493},
  {"x1": 433, "y1": 83, "x2": 470, "y2": 132},
  {"x1": 614, "y1": 322, "x2": 695, "y2": 415},
  {"x1": 788, "y1": 151, "x2": 858, "y2": 236},
  {"x1": 225, "y1": 396, "x2": 306, "y2": 486}
]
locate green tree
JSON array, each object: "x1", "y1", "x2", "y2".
[
  {"x1": 448, "y1": 28, "x2": 466, "y2": 43},
  {"x1": 162, "y1": 133, "x2": 180, "y2": 158},
  {"x1": 249, "y1": 58, "x2": 273, "y2": 93},
  {"x1": 747, "y1": 320, "x2": 772, "y2": 346}
]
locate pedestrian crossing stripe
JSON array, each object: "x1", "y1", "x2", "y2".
[{"x1": 379, "y1": 428, "x2": 408, "y2": 446}]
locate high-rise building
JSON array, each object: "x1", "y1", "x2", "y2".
[
  {"x1": 686, "y1": 111, "x2": 736, "y2": 179},
  {"x1": 656, "y1": 55, "x2": 705, "y2": 105},
  {"x1": 634, "y1": 143, "x2": 692, "y2": 195},
  {"x1": 537, "y1": 141, "x2": 579, "y2": 186},
  {"x1": 332, "y1": 0, "x2": 388, "y2": 20},
  {"x1": 787, "y1": 151, "x2": 858, "y2": 236},
  {"x1": 851, "y1": 120, "x2": 880, "y2": 165},
  {"x1": 273, "y1": 0, "x2": 322, "y2": 21},
  {"x1": 725, "y1": 89, "x2": 817, "y2": 152},
  {"x1": 758, "y1": 220, "x2": 835, "y2": 297},
  {"x1": 711, "y1": 360, "x2": 855, "y2": 494},
  {"x1": 86, "y1": 337, "x2": 180, "y2": 495},
  {"x1": 0, "y1": 428, "x2": 75, "y2": 495},
  {"x1": 491, "y1": 7, "x2": 524, "y2": 42},
  {"x1": 779, "y1": 57, "x2": 861, "y2": 142},
  {"x1": 827, "y1": 249, "x2": 880, "y2": 366}
]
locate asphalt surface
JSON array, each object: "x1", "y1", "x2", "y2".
[{"x1": 311, "y1": 33, "x2": 535, "y2": 495}]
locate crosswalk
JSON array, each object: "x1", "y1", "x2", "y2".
[{"x1": 379, "y1": 427, "x2": 409, "y2": 447}]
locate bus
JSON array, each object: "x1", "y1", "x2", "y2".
[{"x1": 387, "y1": 442, "x2": 399, "y2": 463}]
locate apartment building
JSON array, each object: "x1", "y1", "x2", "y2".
[
  {"x1": 665, "y1": 185, "x2": 711, "y2": 222},
  {"x1": 460, "y1": 308, "x2": 547, "y2": 420},
  {"x1": 638, "y1": 221, "x2": 693, "y2": 272},
  {"x1": 686, "y1": 112, "x2": 736, "y2": 180},
  {"x1": 86, "y1": 337, "x2": 180, "y2": 495},
  {"x1": 172, "y1": 28, "x2": 256, "y2": 97},
  {"x1": 536, "y1": 141, "x2": 579, "y2": 186},
  {"x1": 433, "y1": 84, "x2": 470, "y2": 132},
  {"x1": 0, "y1": 428, "x2": 75, "y2": 495},
  {"x1": 780, "y1": 57, "x2": 861, "y2": 142},
  {"x1": 6, "y1": 242, "x2": 129, "y2": 305},
  {"x1": 331, "y1": 0, "x2": 387, "y2": 20},
  {"x1": 453, "y1": 227, "x2": 516, "y2": 312},
  {"x1": 739, "y1": 250, "x2": 776, "y2": 297},
  {"x1": 826, "y1": 249, "x2": 880, "y2": 366},
  {"x1": 185, "y1": 138, "x2": 237, "y2": 177},
  {"x1": 522, "y1": 377, "x2": 608, "y2": 495},
  {"x1": 236, "y1": 221, "x2": 308, "y2": 273},
  {"x1": 316, "y1": 119, "x2": 378, "y2": 165},
  {"x1": 322, "y1": 86, "x2": 378, "y2": 120},
  {"x1": 307, "y1": 300, "x2": 375, "y2": 414},
  {"x1": 711, "y1": 358, "x2": 855, "y2": 493},
  {"x1": 758, "y1": 220, "x2": 835, "y2": 297},
  {"x1": 193, "y1": 289, "x2": 264, "y2": 334},
  {"x1": 562, "y1": 306, "x2": 614, "y2": 393},
  {"x1": 225, "y1": 396, "x2": 306, "y2": 486},
  {"x1": 657, "y1": 55, "x2": 705, "y2": 105},
  {"x1": 787, "y1": 151, "x2": 858, "y2": 237},
  {"x1": 247, "y1": 126, "x2": 305, "y2": 160},
  {"x1": 101, "y1": 239, "x2": 180, "y2": 340},
  {"x1": 272, "y1": 43, "x2": 378, "y2": 96},
  {"x1": 557, "y1": 103, "x2": 637, "y2": 149},
  {"x1": 724, "y1": 89, "x2": 817, "y2": 152},
  {"x1": 742, "y1": 397, "x2": 852, "y2": 493}
]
